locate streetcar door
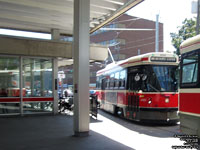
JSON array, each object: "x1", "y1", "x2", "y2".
[{"x1": 127, "y1": 72, "x2": 140, "y2": 120}]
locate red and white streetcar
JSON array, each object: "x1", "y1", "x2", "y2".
[
  {"x1": 96, "y1": 52, "x2": 179, "y2": 123},
  {"x1": 180, "y1": 35, "x2": 200, "y2": 138}
]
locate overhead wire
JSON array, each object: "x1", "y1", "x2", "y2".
[{"x1": 119, "y1": 40, "x2": 164, "y2": 51}]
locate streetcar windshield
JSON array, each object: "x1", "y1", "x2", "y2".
[
  {"x1": 143, "y1": 65, "x2": 178, "y2": 92},
  {"x1": 128, "y1": 65, "x2": 178, "y2": 92}
]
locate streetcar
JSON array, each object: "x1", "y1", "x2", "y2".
[
  {"x1": 179, "y1": 35, "x2": 200, "y2": 138},
  {"x1": 96, "y1": 52, "x2": 179, "y2": 123}
]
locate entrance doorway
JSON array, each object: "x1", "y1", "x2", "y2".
[{"x1": 0, "y1": 56, "x2": 55, "y2": 116}]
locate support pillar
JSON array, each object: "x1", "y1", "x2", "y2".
[
  {"x1": 73, "y1": 0, "x2": 90, "y2": 136},
  {"x1": 51, "y1": 29, "x2": 60, "y2": 41},
  {"x1": 53, "y1": 58, "x2": 58, "y2": 114}
]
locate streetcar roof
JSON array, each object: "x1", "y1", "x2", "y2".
[
  {"x1": 180, "y1": 34, "x2": 200, "y2": 54},
  {"x1": 97, "y1": 52, "x2": 178, "y2": 76}
]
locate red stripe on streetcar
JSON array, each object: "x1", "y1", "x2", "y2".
[
  {"x1": 179, "y1": 93, "x2": 200, "y2": 115},
  {"x1": 97, "y1": 57, "x2": 149, "y2": 75},
  {"x1": 119, "y1": 57, "x2": 149, "y2": 67},
  {"x1": 98, "y1": 91, "x2": 178, "y2": 108},
  {"x1": 141, "y1": 57, "x2": 149, "y2": 61},
  {"x1": 138, "y1": 93, "x2": 178, "y2": 108}
]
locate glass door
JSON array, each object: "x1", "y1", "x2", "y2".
[
  {"x1": 127, "y1": 71, "x2": 140, "y2": 120},
  {"x1": 22, "y1": 58, "x2": 53, "y2": 114},
  {"x1": 0, "y1": 56, "x2": 20, "y2": 115}
]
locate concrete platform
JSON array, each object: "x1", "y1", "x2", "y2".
[
  {"x1": 0, "y1": 110, "x2": 198, "y2": 150},
  {"x1": 0, "y1": 113, "x2": 133, "y2": 150}
]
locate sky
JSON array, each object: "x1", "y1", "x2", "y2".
[{"x1": 127, "y1": 0, "x2": 196, "y2": 52}]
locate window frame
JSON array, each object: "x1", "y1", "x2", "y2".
[{"x1": 180, "y1": 50, "x2": 200, "y2": 88}]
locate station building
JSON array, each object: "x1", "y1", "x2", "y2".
[
  {"x1": 0, "y1": 0, "x2": 144, "y2": 136},
  {"x1": 0, "y1": 35, "x2": 107, "y2": 116}
]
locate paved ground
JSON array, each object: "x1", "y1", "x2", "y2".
[{"x1": 0, "y1": 110, "x2": 199, "y2": 150}]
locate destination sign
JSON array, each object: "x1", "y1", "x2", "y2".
[{"x1": 150, "y1": 56, "x2": 176, "y2": 62}]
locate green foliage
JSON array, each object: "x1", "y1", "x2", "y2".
[{"x1": 170, "y1": 18, "x2": 196, "y2": 55}]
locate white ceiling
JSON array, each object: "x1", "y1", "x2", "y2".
[{"x1": 0, "y1": 0, "x2": 144, "y2": 35}]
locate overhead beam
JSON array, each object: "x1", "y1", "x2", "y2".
[
  {"x1": 0, "y1": 36, "x2": 108, "y2": 61},
  {"x1": 90, "y1": 0, "x2": 119, "y2": 11},
  {"x1": 0, "y1": 0, "x2": 74, "y2": 14},
  {"x1": 0, "y1": 21, "x2": 73, "y2": 35},
  {"x1": 0, "y1": 0, "x2": 112, "y2": 16},
  {"x1": 90, "y1": 0, "x2": 144, "y2": 33},
  {"x1": 102, "y1": 0, "x2": 126, "y2": 5},
  {"x1": 0, "y1": 18, "x2": 73, "y2": 32},
  {"x1": 0, "y1": 12, "x2": 73, "y2": 26}
]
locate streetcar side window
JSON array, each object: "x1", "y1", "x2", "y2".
[
  {"x1": 181, "y1": 53, "x2": 198, "y2": 87},
  {"x1": 114, "y1": 72, "x2": 120, "y2": 88},
  {"x1": 119, "y1": 70, "x2": 126, "y2": 88},
  {"x1": 96, "y1": 76, "x2": 100, "y2": 89},
  {"x1": 109, "y1": 74, "x2": 115, "y2": 89},
  {"x1": 101, "y1": 78, "x2": 107, "y2": 90},
  {"x1": 106, "y1": 78, "x2": 110, "y2": 89}
]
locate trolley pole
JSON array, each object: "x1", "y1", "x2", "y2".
[{"x1": 155, "y1": 14, "x2": 159, "y2": 52}]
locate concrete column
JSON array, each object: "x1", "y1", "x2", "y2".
[
  {"x1": 53, "y1": 58, "x2": 58, "y2": 114},
  {"x1": 51, "y1": 29, "x2": 60, "y2": 41},
  {"x1": 73, "y1": 0, "x2": 90, "y2": 136}
]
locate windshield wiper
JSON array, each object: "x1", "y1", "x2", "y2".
[{"x1": 148, "y1": 83, "x2": 160, "y2": 92}]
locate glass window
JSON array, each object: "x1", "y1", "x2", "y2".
[
  {"x1": 115, "y1": 72, "x2": 119, "y2": 79},
  {"x1": 120, "y1": 70, "x2": 126, "y2": 80},
  {"x1": 0, "y1": 103, "x2": 20, "y2": 114},
  {"x1": 0, "y1": 57, "x2": 20, "y2": 97},
  {"x1": 106, "y1": 78, "x2": 110, "y2": 88},
  {"x1": 101, "y1": 78, "x2": 107, "y2": 90},
  {"x1": 181, "y1": 54, "x2": 198, "y2": 85},
  {"x1": 114, "y1": 72, "x2": 119, "y2": 88},
  {"x1": 23, "y1": 102, "x2": 53, "y2": 113},
  {"x1": 152, "y1": 66, "x2": 178, "y2": 91},
  {"x1": 127, "y1": 65, "x2": 178, "y2": 92},
  {"x1": 23, "y1": 58, "x2": 53, "y2": 97},
  {"x1": 183, "y1": 54, "x2": 198, "y2": 64},
  {"x1": 182, "y1": 63, "x2": 198, "y2": 83},
  {"x1": 119, "y1": 70, "x2": 126, "y2": 88},
  {"x1": 0, "y1": 57, "x2": 20, "y2": 114},
  {"x1": 109, "y1": 74, "x2": 115, "y2": 88},
  {"x1": 96, "y1": 77, "x2": 100, "y2": 89}
]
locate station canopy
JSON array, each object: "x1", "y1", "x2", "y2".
[
  {"x1": 0, "y1": 0, "x2": 143, "y2": 35},
  {"x1": 0, "y1": 0, "x2": 144, "y2": 65}
]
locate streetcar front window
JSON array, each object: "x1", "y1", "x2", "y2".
[
  {"x1": 151, "y1": 66, "x2": 178, "y2": 92},
  {"x1": 127, "y1": 65, "x2": 178, "y2": 92},
  {"x1": 139, "y1": 65, "x2": 178, "y2": 92}
]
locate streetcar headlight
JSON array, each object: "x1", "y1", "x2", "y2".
[
  {"x1": 165, "y1": 98, "x2": 169, "y2": 103},
  {"x1": 148, "y1": 100, "x2": 152, "y2": 104}
]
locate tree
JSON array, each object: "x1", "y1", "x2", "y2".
[{"x1": 170, "y1": 18, "x2": 196, "y2": 55}]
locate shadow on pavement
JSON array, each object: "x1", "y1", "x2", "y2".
[{"x1": 0, "y1": 114, "x2": 134, "y2": 150}]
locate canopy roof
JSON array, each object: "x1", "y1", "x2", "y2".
[{"x1": 0, "y1": 0, "x2": 143, "y2": 35}]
